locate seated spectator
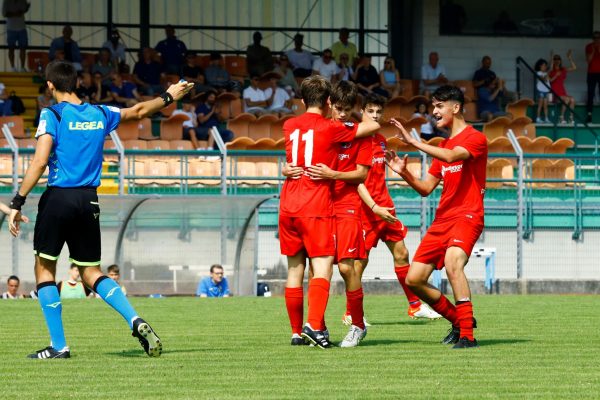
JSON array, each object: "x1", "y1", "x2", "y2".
[
  {"x1": 171, "y1": 96, "x2": 201, "y2": 148},
  {"x1": 243, "y1": 75, "x2": 274, "y2": 116},
  {"x1": 380, "y1": 56, "x2": 402, "y2": 98},
  {"x1": 312, "y1": 49, "x2": 341, "y2": 83},
  {"x1": 477, "y1": 77, "x2": 509, "y2": 122},
  {"x1": 93, "y1": 71, "x2": 113, "y2": 104},
  {"x1": 265, "y1": 77, "x2": 293, "y2": 115},
  {"x1": 8, "y1": 90, "x2": 25, "y2": 116},
  {"x1": 110, "y1": 72, "x2": 142, "y2": 107},
  {"x1": 246, "y1": 31, "x2": 273, "y2": 77},
  {"x1": 34, "y1": 83, "x2": 55, "y2": 126},
  {"x1": 196, "y1": 91, "x2": 234, "y2": 149},
  {"x1": 49, "y1": 25, "x2": 82, "y2": 71},
  {"x1": 273, "y1": 54, "x2": 299, "y2": 96},
  {"x1": 331, "y1": 27, "x2": 357, "y2": 64},
  {"x1": 107, "y1": 264, "x2": 127, "y2": 296},
  {"x1": 132, "y1": 47, "x2": 164, "y2": 96},
  {"x1": 102, "y1": 28, "x2": 127, "y2": 69},
  {"x1": 337, "y1": 52, "x2": 354, "y2": 81},
  {"x1": 0, "y1": 81, "x2": 12, "y2": 116},
  {"x1": 154, "y1": 24, "x2": 187, "y2": 75},
  {"x1": 550, "y1": 50, "x2": 577, "y2": 124},
  {"x1": 2, "y1": 275, "x2": 24, "y2": 299},
  {"x1": 92, "y1": 47, "x2": 116, "y2": 86},
  {"x1": 196, "y1": 264, "x2": 230, "y2": 297},
  {"x1": 182, "y1": 51, "x2": 212, "y2": 97},
  {"x1": 421, "y1": 51, "x2": 448, "y2": 97},
  {"x1": 286, "y1": 33, "x2": 313, "y2": 78},
  {"x1": 58, "y1": 264, "x2": 93, "y2": 299},
  {"x1": 353, "y1": 54, "x2": 386, "y2": 97},
  {"x1": 413, "y1": 101, "x2": 445, "y2": 140},
  {"x1": 473, "y1": 55, "x2": 514, "y2": 106},
  {"x1": 205, "y1": 52, "x2": 242, "y2": 93}
]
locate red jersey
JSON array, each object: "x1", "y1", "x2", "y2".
[
  {"x1": 280, "y1": 112, "x2": 358, "y2": 217},
  {"x1": 333, "y1": 136, "x2": 372, "y2": 218},
  {"x1": 428, "y1": 126, "x2": 487, "y2": 221},
  {"x1": 361, "y1": 133, "x2": 394, "y2": 220},
  {"x1": 586, "y1": 43, "x2": 600, "y2": 73}
]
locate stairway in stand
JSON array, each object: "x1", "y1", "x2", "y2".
[{"x1": 0, "y1": 71, "x2": 41, "y2": 134}]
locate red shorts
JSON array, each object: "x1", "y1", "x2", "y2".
[
  {"x1": 335, "y1": 215, "x2": 367, "y2": 262},
  {"x1": 362, "y1": 217, "x2": 408, "y2": 253},
  {"x1": 413, "y1": 215, "x2": 484, "y2": 269},
  {"x1": 279, "y1": 215, "x2": 335, "y2": 257}
]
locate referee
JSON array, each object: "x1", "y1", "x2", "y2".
[{"x1": 8, "y1": 60, "x2": 193, "y2": 359}]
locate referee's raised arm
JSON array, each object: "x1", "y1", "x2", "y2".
[{"x1": 120, "y1": 80, "x2": 194, "y2": 122}]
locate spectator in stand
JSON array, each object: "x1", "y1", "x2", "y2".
[
  {"x1": 205, "y1": 52, "x2": 242, "y2": 94},
  {"x1": 75, "y1": 72, "x2": 97, "y2": 104},
  {"x1": 337, "y1": 52, "x2": 354, "y2": 81},
  {"x1": 286, "y1": 33, "x2": 313, "y2": 78},
  {"x1": 420, "y1": 51, "x2": 448, "y2": 97},
  {"x1": 2, "y1": 275, "x2": 24, "y2": 299},
  {"x1": 34, "y1": 83, "x2": 55, "y2": 126},
  {"x1": 535, "y1": 58, "x2": 551, "y2": 123},
  {"x1": 132, "y1": 47, "x2": 164, "y2": 95},
  {"x1": 265, "y1": 77, "x2": 293, "y2": 115},
  {"x1": 380, "y1": 56, "x2": 402, "y2": 98},
  {"x1": 110, "y1": 72, "x2": 142, "y2": 108},
  {"x1": 312, "y1": 49, "x2": 341, "y2": 83},
  {"x1": 92, "y1": 47, "x2": 116, "y2": 86},
  {"x1": 102, "y1": 28, "x2": 127, "y2": 70},
  {"x1": 0, "y1": 81, "x2": 12, "y2": 116},
  {"x1": 273, "y1": 54, "x2": 299, "y2": 97},
  {"x1": 93, "y1": 71, "x2": 113, "y2": 104},
  {"x1": 585, "y1": 31, "x2": 600, "y2": 122},
  {"x1": 58, "y1": 264, "x2": 93, "y2": 299},
  {"x1": 472, "y1": 55, "x2": 514, "y2": 107},
  {"x1": 154, "y1": 25, "x2": 187, "y2": 75},
  {"x1": 3, "y1": 0, "x2": 30, "y2": 72},
  {"x1": 107, "y1": 265, "x2": 127, "y2": 296},
  {"x1": 353, "y1": 54, "x2": 386, "y2": 97},
  {"x1": 49, "y1": 25, "x2": 82, "y2": 71},
  {"x1": 182, "y1": 51, "x2": 212, "y2": 98},
  {"x1": 549, "y1": 50, "x2": 577, "y2": 124},
  {"x1": 331, "y1": 27, "x2": 357, "y2": 64},
  {"x1": 171, "y1": 96, "x2": 201, "y2": 149},
  {"x1": 196, "y1": 264, "x2": 230, "y2": 298},
  {"x1": 413, "y1": 101, "x2": 445, "y2": 140},
  {"x1": 243, "y1": 75, "x2": 274, "y2": 116},
  {"x1": 246, "y1": 31, "x2": 274, "y2": 77},
  {"x1": 477, "y1": 77, "x2": 509, "y2": 122},
  {"x1": 196, "y1": 91, "x2": 234, "y2": 149}
]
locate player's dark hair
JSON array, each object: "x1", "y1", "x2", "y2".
[
  {"x1": 330, "y1": 80, "x2": 358, "y2": 109},
  {"x1": 300, "y1": 75, "x2": 331, "y2": 108},
  {"x1": 362, "y1": 92, "x2": 385, "y2": 109},
  {"x1": 107, "y1": 265, "x2": 120, "y2": 274},
  {"x1": 7, "y1": 275, "x2": 19, "y2": 283},
  {"x1": 210, "y1": 264, "x2": 223, "y2": 273},
  {"x1": 431, "y1": 85, "x2": 465, "y2": 108},
  {"x1": 45, "y1": 60, "x2": 78, "y2": 94}
]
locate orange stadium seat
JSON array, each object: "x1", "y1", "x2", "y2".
[
  {"x1": 486, "y1": 158, "x2": 513, "y2": 188},
  {"x1": 403, "y1": 116, "x2": 427, "y2": 135},
  {"x1": 530, "y1": 159, "x2": 553, "y2": 188},
  {"x1": 547, "y1": 138, "x2": 574, "y2": 154},
  {"x1": 516, "y1": 136, "x2": 533, "y2": 153},
  {"x1": 123, "y1": 140, "x2": 148, "y2": 150},
  {"x1": 483, "y1": 116, "x2": 511, "y2": 140},
  {"x1": 137, "y1": 160, "x2": 173, "y2": 186},
  {"x1": 463, "y1": 102, "x2": 480, "y2": 123},
  {"x1": 169, "y1": 140, "x2": 194, "y2": 150},
  {"x1": 194, "y1": 55, "x2": 211, "y2": 69},
  {"x1": 425, "y1": 137, "x2": 444, "y2": 147},
  {"x1": 227, "y1": 113, "x2": 256, "y2": 137},
  {"x1": 507, "y1": 117, "x2": 534, "y2": 138},
  {"x1": 270, "y1": 115, "x2": 294, "y2": 141},
  {"x1": 291, "y1": 99, "x2": 306, "y2": 116},
  {"x1": 17, "y1": 138, "x2": 36, "y2": 149},
  {"x1": 255, "y1": 161, "x2": 279, "y2": 185},
  {"x1": 488, "y1": 137, "x2": 512, "y2": 154},
  {"x1": 506, "y1": 98, "x2": 534, "y2": 119},
  {"x1": 452, "y1": 80, "x2": 477, "y2": 100},
  {"x1": 137, "y1": 118, "x2": 154, "y2": 140},
  {"x1": 379, "y1": 121, "x2": 398, "y2": 139},
  {"x1": 160, "y1": 114, "x2": 189, "y2": 140},
  {"x1": 224, "y1": 55, "x2": 247, "y2": 77},
  {"x1": 233, "y1": 161, "x2": 259, "y2": 185},
  {"x1": 188, "y1": 159, "x2": 220, "y2": 186},
  {"x1": 0, "y1": 116, "x2": 27, "y2": 138},
  {"x1": 382, "y1": 96, "x2": 406, "y2": 121},
  {"x1": 216, "y1": 92, "x2": 241, "y2": 120},
  {"x1": 398, "y1": 79, "x2": 415, "y2": 98},
  {"x1": 146, "y1": 140, "x2": 171, "y2": 151},
  {"x1": 249, "y1": 114, "x2": 278, "y2": 141},
  {"x1": 275, "y1": 138, "x2": 285, "y2": 150},
  {"x1": 27, "y1": 51, "x2": 49, "y2": 72},
  {"x1": 116, "y1": 119, "x2": 141, "y2": 141},
  {"x1": 226, "y1": 136, "x2": 255, "y2": 150},
  {"x1": 530, "y1": 137, "x2": 553, "y2": 153}
]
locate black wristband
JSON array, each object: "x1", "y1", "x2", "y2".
[
  {"x1": 160, "y1": 92, "x2": 174, "y2": 107},
  {"x1": 10, "y1": 193, "x2": 26, "y2": 211}
]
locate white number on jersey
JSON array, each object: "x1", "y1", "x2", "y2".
[{"x1": 290, "y1": 129, "x2": 314, "y2": 166}]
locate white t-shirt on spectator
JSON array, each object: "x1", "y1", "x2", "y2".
[
  {"x1": 243, "y1": 86, "x2": 270, "y2": 112},
  {"x1": 171, "y1": 109, "x2": 194, "y2": 128},
  {"x1": 265, "y1": 87, "x2": 290, "y2": 110},
  {"x1": 421, "y1": 63, "x2": 447, "y2": 91},
  {"x1": 312, "y1": 58, "x2": 340, "y2": 81}
]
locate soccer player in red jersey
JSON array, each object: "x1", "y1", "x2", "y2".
[
  {"x1": 306, "y1": 81, "x2": 371, "y2": 347},
  {"x1": 279, "y1": 76, "x2": 379, "y2": 348},
  {"x1": 386, "y1": 85, "x2": 488, "y2": 349}
]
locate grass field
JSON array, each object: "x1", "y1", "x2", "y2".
[{"x1": 1, "y1": 294, "x2": 599, "y2": 399}]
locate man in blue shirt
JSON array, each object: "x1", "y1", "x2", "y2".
[
  {"x1": 8, "y1": 60, "x2": 193, "y2": 359},
  {"x1": 196, "y1": 265, "x2": 230, "y2": 297},
  {"x1": 196, "y1": 91, "x2": 234, "y2": 149},
  {"x1": 477, "y1": 77, "x2": 509, "y2": 122}
]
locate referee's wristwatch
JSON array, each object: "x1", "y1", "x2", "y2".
[
  {"x1": 160, "y1": 92, "x2": 174, "y2": 106},
  {"x1": 10, "y1": 193, "x2": 26, "y2": 211}
]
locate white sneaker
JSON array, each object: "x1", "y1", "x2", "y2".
[
  {"x1": 535, "y1": 117, "x2": 543, "y2": 123},
  {"x1": 408, "y1": 303, "x2": 442, "y2": 320},
  {"x1": 340, "y1": 325, "x2": 367, "y2": 348},
  {"x1": 341, "y1": 313, "x2": 372, "y2": 327}
]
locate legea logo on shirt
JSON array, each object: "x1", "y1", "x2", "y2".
[
  {"x1": 68, "y1": 121, "x2": 105, "y2": 130},
  {"x1": 441, "y1": 164, "x2": 463, "y2": 177}
]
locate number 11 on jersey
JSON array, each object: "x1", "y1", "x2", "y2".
[{"x1": 290, "y1": 129, "x2": 314, "y2": 167}]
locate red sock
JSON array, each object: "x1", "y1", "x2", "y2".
[
  {"x1": 456, "y1": 301, "x2": 475, "y2": 340},
  {"x1": 430, "y1": 295, "x2": 457, "y2": 325},
  {"x1": 307, "y1": 278, "x2": 330, "y2": 331},
  {"x1": 346, "y1": 288, "x2": 365, "y2": 330},
  {"x1": 394, "y1": 265, "x2": 421, "y2": 308},
  {"x1": 345, "y1": 295, "x2": 351, "y2": 316},
  {"x1": 284, "y1": 287, "x2": 304, "y2": 335}
]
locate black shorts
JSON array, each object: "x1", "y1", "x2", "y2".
[
  {"x1": 182, "y1": 126, "x2": 210, "y2": 141},
  {"x1": 33, "y1": 187, "x2": 101, "y2": 266}
]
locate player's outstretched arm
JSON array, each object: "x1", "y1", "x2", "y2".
[
  {"x1": 385, "y1": 150, "x2": 440, "y2": 197},
  {"x1": 390, "y1": 118, "x2": 470, "y2": 163},
  {"x1": 120, "y1": 80, "x2": 194, "y2": 122},
  {"x1": 357, "y1": 183, "x2": 397, "y2": 223},
  {"x1": 307, "y1": 163, "x2": 368, "y2": 184},
  {"x1": 355, "y1": 115, "x2": 380, "y2": 138}
]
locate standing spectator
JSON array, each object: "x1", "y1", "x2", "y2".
[
  {"x1": 110, "y1": 73, "x2": 142, "y2": 108},
  {"x1": 58, "y1": 264, "x2": 93, "y2": 299},
  {"x1": 196, "y1": 91, "x2": 234, "y2": 149},
  {"x1": 585, "y1": 31, "x2": 600, "y2": 122},
  {"x1": 92, "y1": 47, "x2": 116, "y2": 86},
  {"x1": 243, "y1": 75, "x2": 274, "y2": 116},
  {"x1": 49, "y1": 25, "x2": 82, "y2": 71},
  {"x1": 477, "y1": 78, "x2": 509, "y2": 122},
  {"x1": 154, "y1": 25, "x2": 187, "y2": 75},
  {"x1": 274, "y1": 54, "x2": 299, "y2": 96},
  {"x1": 550, "y1": 50, "x2": 577, "y2": 124},
  {"x1": 535, "y1": 58, "x2": 551, "y2": 123},
  {"x1": 353, "y1": 54, "x2": 385, "y2": 97},
  {"x1": 286, "y1": 33, "x2": 313, "y2": 78},
  {"x1": 312, "y1": 49, "x2": 341, "y2": 83},
  {"x1": 182, "y1": 51, "x2": 212, "y2": 97},
  {"x1": 196, "y1": 265, "x2": 230, "y2": 298},
  {"x1": 3, "y1": 0, "x2": 29, "y2": 72},
  {"x1": 337, "y1": 53, "x2": 354, "y2": 81},
  {"x1": 331, "y1": 27, "x2": 357, "y2": 64},
  {"x1": 101, "y1": 29, "x2": 127, "y2": 70},
  {"x1": 246, "y1": 31, "x2": 274, "y2": 77},
  {"x1": 34, "y1": 84, "x2": 55, "y2": 126},
  {"x1": 2, "y1": 275, "x2": 24, "y2": 299},
  {"x1": 132, "y1": 48, "x2": 164, "y2": 95},
  {"x1": 107, "y1": 265, "x2": 127, "y2": 296},
  {"x1": 204, "y1": 52, "x2": 241, "y2": 93},
  {"x1": 380, "y1": 56, "x2": 402, "y2": 98},
  {"x1": 265, "y1": 77, "x2": 293, "y2": 115},
  {"x1": 420, "y1": 51, "x2": 448, "y2": 97}
]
